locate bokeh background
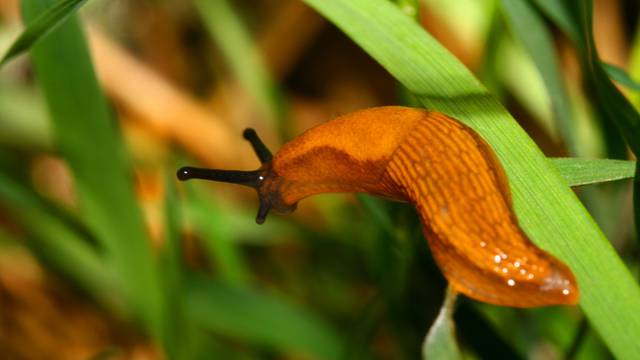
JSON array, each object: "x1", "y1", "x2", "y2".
[{"x1": 0, "y1": 0, "x2": 638, "y2": 359}]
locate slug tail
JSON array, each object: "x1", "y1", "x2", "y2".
[{"x1": 384, "y1": 112, "x2": 579, "y2": 307}]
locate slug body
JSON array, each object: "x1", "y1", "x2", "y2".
[{"x1": 178, "y1": 106, "x2": 578, "y2": 307}]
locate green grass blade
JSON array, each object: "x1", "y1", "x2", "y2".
[
  {"x1": 300, "y1": 0, "x2": 640, "y2": 358},
  {"x1": 158, "y1": 172, "x2": 184, "y2": 359},
  {"x1": 194, "y1": 0, "x2": 283, "y2": 128},
  {"x1": 0, "y1": 172, "x2": 114, "y2": 301},
  {"x1": 185, "y1": 275, "x2": 343, "y2": 360},
  {"x1": 563, "y1": 1, "x2": 640, "y2": 155},
  {"x1": 422, "y1": 287, "x2": 462, "y2": 360},
  {"x1": 0, "y1": 83, "x2": 51, "y2": 149},
  {"x1": 603, "y1": 63, "x2": 640, "y2": 92},
  {"x1": 530, "y1": 0, "x2": 579, "y2": 43},
  {"x1": 394, "y1": 0, "x2": 420, "y2": 18},
  {"x1": 557, "y1": 0, "x2": 640, "y2": 276},
  {"x1": 501, "y1": 0, "x2": 577, "y2": 154},
  {"x1": 551, "y1": 158, "x2": 636, "y2": 186},
  {"x1": 21, "y1": 1, "x2": 163, "y2": 337},
  {"x1": 0, "y1": 0, "x2": 87, "y2": 67},
  {"x1": 186, "y1": 185, "x2": 250, "y2": 284},
  {"x1": 629, "y1": 24, "x2": 640, "y2": 107}
]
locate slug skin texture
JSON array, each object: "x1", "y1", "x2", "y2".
[{"x1": 179, "y1": 106, "x2": 579, "y2": 307}]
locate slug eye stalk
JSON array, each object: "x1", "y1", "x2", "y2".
[
  {"x1": 175, "y1": 107, "x2": 579, "y2": 307},
  {"x1": 243, "y1": 128, "x2": 273, "y2": 164},
  {"x1": 177, "y1": 128, "x2": 282, "y2": 224}
]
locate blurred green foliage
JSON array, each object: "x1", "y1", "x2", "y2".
[{"x1": 0, "y1": 0, "x2": 638, "y2": 359}]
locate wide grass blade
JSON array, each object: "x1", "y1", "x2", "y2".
[
  {"x1": 21, "y1": 1, "x2": 164, "y2": 337},
  {"x1": 422, "y1": 287, "x2": 462, "y2": 360},
  {"x1": 551, "y1": 158, "x2": 636, "y2": 187},
  {"x1": 0, "y1": 0, "x2": 88, "y2": 67},
  {"x1": 185, "y1": 275, "x2": 343, "y2": 360},
  {"x1": 300, "y1": 0, "x2": 640, "y2": 357}
]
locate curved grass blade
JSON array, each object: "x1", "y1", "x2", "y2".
[
  {"x1": 629, "y1": 26, "x2": 640, "y2": 107},
  {"x1": 0, "y1": 172, "x2": 114, "y2": 302},
  {"x1": 541, "y1": 0, "x2": 640, "y2": 277},
  {"x1": 300, "y1": 0, "x2": 640, "y2": 357},
  {"x1": 551, "y1": 158, "x2": 636, "y2": 186},
  {"x1": 603, "y1": 63, "x2": 640, "y2": 92},
  {"x1": 501, "y1": 0, "x2": 577, "y2": 154},
  {"x1": 530, "y1": 0, "x2": 579, "y2": 44},
  {"x1": 0, "y1": 0, "x2": 88, "y2": 68},
  {"x1": 422, "y1": 287, "x2": 462, "y2": 360},
  {"x1": 194, "y1": 0, "x2": 283, "y2": 131},
  {"x1": 21, "y1": 0, "x2": 164, "y2": 338},
  {"x1": 185, "y1": 275, "x2": 343, "y2": 360}
]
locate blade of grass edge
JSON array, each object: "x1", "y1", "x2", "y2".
[
  {"x1": 530, "y1": 0, "x2": 579, "y2": 43},
  {"x1": 299, "y1": 0, "x2": 640, "y2": 358},
  {"x1": 0, "y1": 0, "x2": 88, "y2": 67},
  {"x1": 564, "y1": 0, "x2": 640, "y2": 279},
  {"x1": 194, "y1": 0, "x2": 284, "y2": 133},
  {"x1": 551, "y1": 158, "x2": 636, "y2": 186},
  {"x1": 21, "y1": 1, "x2": 164, "y2": 339},
  {"x1": 501, "y1": 0, "x2": 578, "y2": 154},
  {"x1": 604, "y1": 63, "x2": 640, "y2": 92}
]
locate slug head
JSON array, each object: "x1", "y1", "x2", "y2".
[{"x1": 177, "y1": 129, "x2": 296, "y2": 224}]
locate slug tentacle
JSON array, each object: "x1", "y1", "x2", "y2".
[
  {"x1": 176, "y1": 106, "x2": 579, "y2": 308},
  {"x1": 243, "y1": 128, "x2": 273, "y2": 164},
  {"x1": 177, "y1": 167, "x2": 263, "y2": 188},
  {"x1": 177, "y1": 129, "x2": 295, "y2": 224}
]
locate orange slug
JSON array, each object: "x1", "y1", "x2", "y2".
[{"x1": 177, "y1": 106, "x2": 578, "y2": 307}]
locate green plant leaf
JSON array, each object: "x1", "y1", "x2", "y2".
[
  {"x1": 0, "y1": 172, "x2": 114, "y2": 301},
  {"x1": 0, "y1": 0, "x2": 88, "y2": 67},
  {"x1": 501, "y1": 0, "x2": 577, "y2": 154},
  {"x1": 584, "y1": 9, "x2": 639, "y2": 146},
  {"x1": 299, "y1": 0, "x2": 640, "y2": 358},
  {"x1": 422, "y1": 287, "x2": 462, "y2": 360},
  {"x1": 158, "y1": 172, "x2": 184, "y2": 359},
  {"x1": 21, "y1": 1, "x2": 164, "y2": 338},
  {"x1": 542, "y1": 0, "x2": 640, "y2": 285},
  {"x1": 0, "y1": 83, "x2": 51, "y2": 149},
  {"x1": 185, "y1": 275, "x2": 343, "y2": 360},
  {"x1": 394, "y1": 0, "x2": 420, "y2": 19},
  {"x1": 530, "y1": 0, "x2": 578, "y2": 43},
  {"x1": 629, "y1": 23, "x2": 640, "y2": 107},
  {"x1": 185, "y1": 184, "x2": 250, "y2": 284},
  {"x1": 194, "y1": 0, "x2": 283, "y2": 130},
  {"x1": 551, "y1": 158, "x2": 636, "y2": 186},
  {"x1": 603, "y1": 63, "x2": 640, "y2": 92}
]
